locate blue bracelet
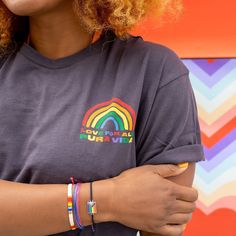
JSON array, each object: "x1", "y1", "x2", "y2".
[
  {"x1": 70, "y1": 177, "x2": 84, "y2": 230},
  {"x1": 73, "y1": 183, "x2": 84, "y2": 230}
]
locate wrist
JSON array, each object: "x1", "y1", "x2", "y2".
[
  {"x1": 79, "y1": 178, "x2": 116, "y2": 226},
  {"x1": 92, "y1": 178, "x2": 116, "y2": 223}
]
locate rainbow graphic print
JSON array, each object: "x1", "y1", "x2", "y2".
[{"x1": 79, "y1": 97, "x2": 137, "y2": 144}]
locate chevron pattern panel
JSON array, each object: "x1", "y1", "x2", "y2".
[{"x1": 182, "y1": 58, "x2": 236, "y2": 236}]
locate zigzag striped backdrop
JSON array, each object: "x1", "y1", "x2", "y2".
[{"x1": 182, "y1": 59, "x2": 236, "y2": 236}]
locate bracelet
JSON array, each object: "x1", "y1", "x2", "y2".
[
  {"x1": 73, "y1": 183, "x2": 84, "y2": 230},
  {"x1": 70, "y1": 176, "x2": 85, "y2": 230},
  {"x1": 67, "y1": 183, "x2": 77, "y2": 230},
  {"x1": 87, "y1": 181, "x2": 97, "y2": 232}
]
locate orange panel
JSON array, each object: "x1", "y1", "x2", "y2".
[
  {"x1": 132, "y1": 0, "x2": 236, "y2": 58},
  {"x1": 184, "y1": 208, "x2": 236, "y2": 236}
]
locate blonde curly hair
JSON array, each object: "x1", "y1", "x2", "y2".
[{"x1": 0, "y1": 0, "x2": 183, "y2": 57}]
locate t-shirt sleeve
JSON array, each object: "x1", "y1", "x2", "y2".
[{"x1": 136, "y1": 70, "x2": 205, "y2": 166}]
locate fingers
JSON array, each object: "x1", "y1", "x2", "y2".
[
  {"x1": 172, "y1": 200, "x2": 196, "y2": 214},
  {"x1": 167, "y1": 213, "x2": 192, "y2": 224},
  {"x1": 153, "y1": 164, "x2": 188, "y2": 178},
  {"x1": 157, "y1": 224, "x2": 186, "y2": 236},
  {"x1": 173, "y1": 184, "x2": 198, "y2": 202}
]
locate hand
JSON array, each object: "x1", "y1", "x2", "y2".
[{"x1": 110, "y1": 164, "x2": 198, "y2": 235}]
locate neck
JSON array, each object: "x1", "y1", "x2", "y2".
[{"x1": 28, "y1": 1, "x2": 94, "y2": 60}]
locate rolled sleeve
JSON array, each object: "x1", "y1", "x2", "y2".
[{"x1": 136, "y1": 72, "x2": 205, "y2": 166}]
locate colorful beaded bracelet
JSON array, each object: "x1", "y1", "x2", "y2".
[{"x1": 67, "y1": 183, "x2": 77, "y2": 230}]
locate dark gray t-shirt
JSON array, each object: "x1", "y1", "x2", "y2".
[{"x1": 0, "y1": 30, "x2": 205, "y2": 236}]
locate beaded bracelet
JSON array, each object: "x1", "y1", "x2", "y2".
[
  {"x1": 68, "y1": 177, "x2": 96, "y2": 232},
  {"x1": 67, "y1": 183, "x2": 77, "y2": 230}
]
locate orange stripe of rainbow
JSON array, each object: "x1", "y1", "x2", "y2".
[{"x1": 82, "y1": 97, "x2": 136, "y2": 131}]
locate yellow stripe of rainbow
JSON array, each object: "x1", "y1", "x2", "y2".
[{"x1": 82, "y1": 98, "x2": 136, "y2": 131}]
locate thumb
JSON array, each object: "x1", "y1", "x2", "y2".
[{"x1": 154, "y1": 163, "x2": 189, "y2": 178}]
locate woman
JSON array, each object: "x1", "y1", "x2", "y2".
[{"x1": 0, "y1": 0, "x2": 205, "y2": 236}]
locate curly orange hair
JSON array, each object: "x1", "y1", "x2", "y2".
[{"x1": 0, "y1": 0, "x2": 183, "y2": 57}]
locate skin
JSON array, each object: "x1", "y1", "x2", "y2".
[
  {"x1": 0, "y1": 164, "x2": 197, "y2": 235},
  {"x1": 140, "y1": 163, "x2": 196, "y2": 236},
  {"x1": 2, "y1": 0, "x2": 94, "y2": 59},
  {"x1": 0, "y1": 1, "x2": 198, "y2": 235}
]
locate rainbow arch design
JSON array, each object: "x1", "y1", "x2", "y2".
[{"x1": 81, "y1": 97, "x2": 136, "y2": 131}]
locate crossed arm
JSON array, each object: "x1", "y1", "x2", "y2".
[
  {"x1": 140, "y1": 162, "x2": 196, "y2": 236},
  {"x1": 0, "y1": 162, "x2": 196, "y2": 235}
]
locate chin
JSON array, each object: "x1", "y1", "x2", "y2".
[{"x1": 1, "y1": 0, "x2": 67, "y2": 16}]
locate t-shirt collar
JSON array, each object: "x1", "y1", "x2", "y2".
[{"x1": 19, "y1": 29, "x2": 116, "y2": 69}]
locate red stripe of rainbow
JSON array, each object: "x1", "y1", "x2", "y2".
[{"x1": 82, "y1": 97, "x2": 136, "y2": 131}]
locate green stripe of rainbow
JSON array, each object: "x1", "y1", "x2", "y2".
[{"x1": 82, "y1": 97, "x2": 136, "y2": 131}]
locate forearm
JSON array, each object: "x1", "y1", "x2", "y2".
[
  {"x1": 0, "y1": 178, "x2": 114, "y2": 236},
  {"x1": 140, "y1": 162, "x2": 196, "y2": 236}
]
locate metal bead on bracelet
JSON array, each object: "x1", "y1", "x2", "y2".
[{"x1": 87, "y1": 181, "x2": 97, "y2": 233}]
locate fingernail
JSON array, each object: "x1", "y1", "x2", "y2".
[{"x1": 178, "y1": 162, "x2": 189, "y2": 169}]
